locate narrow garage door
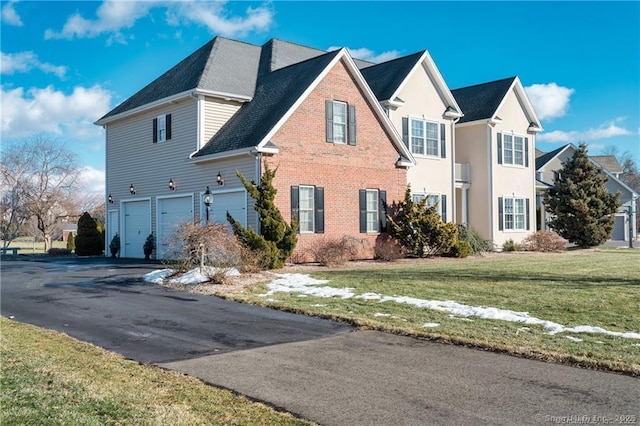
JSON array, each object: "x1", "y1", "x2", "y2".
[
  {"x1": 158, "y1": 196, "x2": 193, "y2": 259},
  {"x1": 611, "y1": 214, "x2": 626, "y2": 241},
  {"x1": 210, "y1": 190, "x2": 247, "y2": 229},
  {"x1": 122, "y1": 200, "x2": 151, "y2": 259}
]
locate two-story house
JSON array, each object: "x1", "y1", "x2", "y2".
[
  {"x1": 96, "y1": 37, "x2": 412, "y2": 259},
  {"x1": 451, "y1": 77, "x2": 542, "y2": 247},
  {"x1": 536, "y1": 144, "x2": 638, "y2": 242}
]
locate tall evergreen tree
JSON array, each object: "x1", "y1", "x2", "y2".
[
  {"x1": 543, "y1": 143, "x2": 620, "y2": 248},
  {"x1": 227, "y1": 161, "x2": 297, "y2": 269}
]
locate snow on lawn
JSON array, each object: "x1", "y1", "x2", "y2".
[
  {"x1": 143, "y1": 267, "x2": 240, "y2": 285},
  {"x1": 261, "y1": 273, "x2": 640, "y2": 340}
]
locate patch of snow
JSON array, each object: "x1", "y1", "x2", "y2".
[
  {"x1": 298, "y1": 294, "x2": 308, "y2": 298},
  {"x1": 310, "y1": 304, "x2": 327, "y2": 307},
  {"x1": 143, "y1": 269, "x2": 174, "y2": 284},
  {"x1": 565, "y1": 336, "x2": 583, "y2": 342},
  {"x1": 374, "y1": 313, "x2": 391, "y2": 317},
  {"x1": 423, "y1": 323, "x2": 440, "y2": 328},
  {"x1": 143, "y1": 267, "x2": 240, "y2": 285},
  {"x1": 261, "y1": 273, "x2": 640, "y2": 340},
  {"x1": 266, "y1": 298, "x2": 276, "y2": 302},
  {"x1": 632, "y1": 343, "x2": 640, "y2": 348}
]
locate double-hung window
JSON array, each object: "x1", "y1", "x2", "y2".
[
  {"x1": 359, "y1": 189, "x2": 387, "y2": 233},
  {"x1": 291, "y1": 186, "x2": 324, "y2": 234},
  {"x1": 404, "y1": 118, "x2": 445, "y2": 158},
  {"x1": 326, "y1": 100, "x2": 356, "y2": 145},
  {"x1": 499, "y1": 196, "x2": 529, "y2": 231},
  {"x1": 366, "y1": 190, "x2": 379, "y2": 232},
  {"x1": 499, "y1": 133, "x2": 526, "y2": 166},
  {"x1": 153, "y1": 114, "x2": 172, "y2": 143},
  {"x1": 412, "y1": 193, "x2": 447, "y2": 222}
]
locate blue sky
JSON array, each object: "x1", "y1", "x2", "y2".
[{"x1": 2, "y1": 1, "x2": 639, "y2": 194}]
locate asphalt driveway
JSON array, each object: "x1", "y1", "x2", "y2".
[{"x1": 2, "y1": 257, "x2": 638, "y2": 425}]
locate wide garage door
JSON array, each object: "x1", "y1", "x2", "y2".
[
  {"x1": 158, "y1": 196, "x2": 193, "y2": 259},
  {"x1": 122, "y1": 200, "x2": 151, "y2": 259},
  {"x1": 210, "y1": 190, "x2": 247, "y2": 228}
]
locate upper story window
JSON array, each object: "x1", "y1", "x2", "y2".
[
  {"x1": 498, "y1": 132, "x2": 528, "y2": 167},
  {"x1": 498, "y1": 196, "x2": 530, "y2": 231},
  {"x1": 153, "y1": 114, "x2": 172, "y2": 143},
  {"x1": 403, "y1": 117, "x2": 446, "y2": 158},
  {"x1": 326, "y1": 100, "x2": 356, "y2": 145}
]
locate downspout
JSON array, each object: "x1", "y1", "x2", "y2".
[
  {"x1": 190, "y1": 92, "x2": 204, "y2": 151},
  {"x1": 248, "y1": 149, "x2": 262, "y2": 233}
]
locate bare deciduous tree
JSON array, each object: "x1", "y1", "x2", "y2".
[{"x1": 1, "y1": 136, "x2": 80, "y2": 251}]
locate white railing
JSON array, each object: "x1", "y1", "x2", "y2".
[{"x1": 455, "y1": 163, "x2": 471, "y2": 183}]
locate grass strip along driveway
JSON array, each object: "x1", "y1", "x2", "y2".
[
  {"x1": 225, "y1": 249, "x2": 640, "y2": 375},
  {"x1": 0, "y1": 318, "x2": 312, "y2": 426}
]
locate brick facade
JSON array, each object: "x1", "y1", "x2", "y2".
[{"x1": 265, "y1": 59, "x2": 408, "y2": 260}]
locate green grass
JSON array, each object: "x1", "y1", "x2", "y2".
[
  {"x1": 0, "y1": 317, "x2": 313, "y2": 425},
  {"x1": 227, "y1": 249, "x2": 640, "y2": 375}
]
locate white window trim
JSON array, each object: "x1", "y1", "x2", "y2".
[
  {"x1": 298, "y1": 185, "x2": 315, "y2": 234},
  {"x1": 332, "y1": 101, "x2": 347, "y2": 144},
  {"x1": 365, "y1": 189, "x2": 379, "y2": 233},
  {"x1": 409, "y1": 117, "x2": 440, "y2": 158},
  {"x1": 412, "y1": 192, "x2": 443, "y2": 217},
  {"x1": 156, "y1": 114, "x2": 167, "y2": 143},
  {"x1": 502, "y1": 133, "x2": 525, "y2": 167},
  {"x1": 503, "y1": 195, "x2": 527, "y2": 231}
]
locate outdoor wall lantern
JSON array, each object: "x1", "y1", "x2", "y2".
[
  {"x1": 108, "y1": 194, "x2": 114, "y2": 204},
  {"x1": 130, "y1": 184, "x2": 136, "y2": 195},
  {"x1": 217, "y1": 172, "x2": 224, "y2": 186},
  {"x1": 168, "y1": 178, "x2": 175, "y2": 191},
  {"x1": 203, "y1": 186, "x2": 212, "y2": 224}
]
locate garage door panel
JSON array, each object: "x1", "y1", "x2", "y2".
[
  {"x1": 158, "y1": 196, "x2": 193, "y2": 260},
  {"x1": 211, "y1": 191, "x2": 246, "y2": 228},
  {"x1": 123, "y1": 200, "x2": 151, "y2": 259}
]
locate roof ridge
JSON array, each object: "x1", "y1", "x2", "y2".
[
  {"x1": 263, "y1": 48, "x2": 342, "y2": 77},
  {"x1": 452, "y1": 75, "x2": 517, "y2": 92},
  {"x1": 363, "y1": 50, "x2": 426, "y2": 69}
]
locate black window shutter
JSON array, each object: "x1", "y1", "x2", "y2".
[
  {"x1": 153, "y1": 118, "x2": 158, "y2": 143},
  {"x1": 526, "y1": 198, "x2": 530, "y2": 230},
  {"x1": 440, "y1": 123, "x2": 446, "y2": 158},
  {"x1": 291, "y1": 186, "x2": 299, "y2": 233},
  {"x1": 524, "y1": 137, "x2": 529, "y2": 167},
  {"x1": 359, "y1": 189, "x2": 367, "y2": 233},
  {"x1": 402, "y1": 117, "x2": 409, "y2": 148},
  {"x1": 379, "y1": 190, "x2": 387, "y2": 232},
  {"x1": 498, "y1": 197, "x2": 504, "y2": 231},
  {"x1": 441, "y1": 194, "x2": 447, "y2": 223},
  {"x1": 497, "y1": 133, "x2": 502, "y2": 164},
  {"x1": 347, "y1": 104, "x2": 356, "y2": 146},
  {"x1": 325, "y1": 100, "x2": 334, "y2": 142},
  {"x1": 315, "y1": 187, "x2": 324, "y2": 234},
  {"x1": 166, "y1": 114, "x2": 172, "y2": 140}
]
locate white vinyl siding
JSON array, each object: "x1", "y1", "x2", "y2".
[{"x1": 203, "y1": 97, "x2": 242, "y2": 142}]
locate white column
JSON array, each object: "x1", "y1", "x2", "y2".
[{"x1": 461, "y1": 184, "x2": 470, "y2": 225}]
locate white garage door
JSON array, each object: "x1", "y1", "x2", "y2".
[
  {"x1": 158, "y1": 196, "x2": 193, "y2": 259},
  {"x1": 611, "y1": 214, "x2": 626, "y2": 241},
  {"x1": 210, "y1": 190, "x2": 247, "y2": 228},
  {"x1": 122, "y1": 200, "x2": 151, "y2": 259}
]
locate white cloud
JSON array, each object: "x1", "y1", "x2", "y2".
[
  {"x1": 45, "y1": 1, "x2": 273, "y2": 42},
  {"x1": 537, "y1": 117, "x2": 635, "y2": 143},
  {"x1": 1, "y1": 85, "x2": 112, "y2": 140},
  {"x1": 173, "y1": 2, "x2": 273, "y2": 37},
  {"x1": 78, "y1": 166, "x2": 105, "y2": 195},
  {"x1": 1, "y1": 1, "x2": 23, "y2": 26},
  {"x1": 1, "y1": 51, "x2": 67, "y2": 79},
  {"x1": 328, "y1": 46, "x2": 400, "y2": 64},
  {"x1": 524, "y1": 83, "x2": 574, "y2": 121}
]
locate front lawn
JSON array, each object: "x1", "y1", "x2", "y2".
[
  {"x1": 224, "y1": 249, "x2": 640, "y2": 375},
  {"x1": 0, "y1": 317, "x2": 312, "y2": 425}
]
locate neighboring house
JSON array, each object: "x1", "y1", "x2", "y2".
[
  {"x1": 361, "y1": 51, "x2": 463, "y2": 223},
  {"x1": 96, "y1": 37, "x2": 412, "y2": 259},
  {"x1": 451, "y1": 77, "x2": 542, "y2": 247},
  {"x1": 535, "y1": 144, "x2": 638, "y2": 241}
]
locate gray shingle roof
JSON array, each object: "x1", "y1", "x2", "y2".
[
  {"x1": 193, "y1": 50, "x2": 342, "y2": 157},
  {"x1": 535, "y1": 145, "x2": 568, "y2": 170},
  {"x1": 98, "y1": 37, "x2": 261, "y2": 121},
  {"x1": 452, "y1": 77, "x2": 516, "y2": 124},
  {"x1": 360, "y1": 51, "x2": 425, "y2": 101},
  {"x1": 590, "y1": 155, "x2": 623, "y2": 174}
]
